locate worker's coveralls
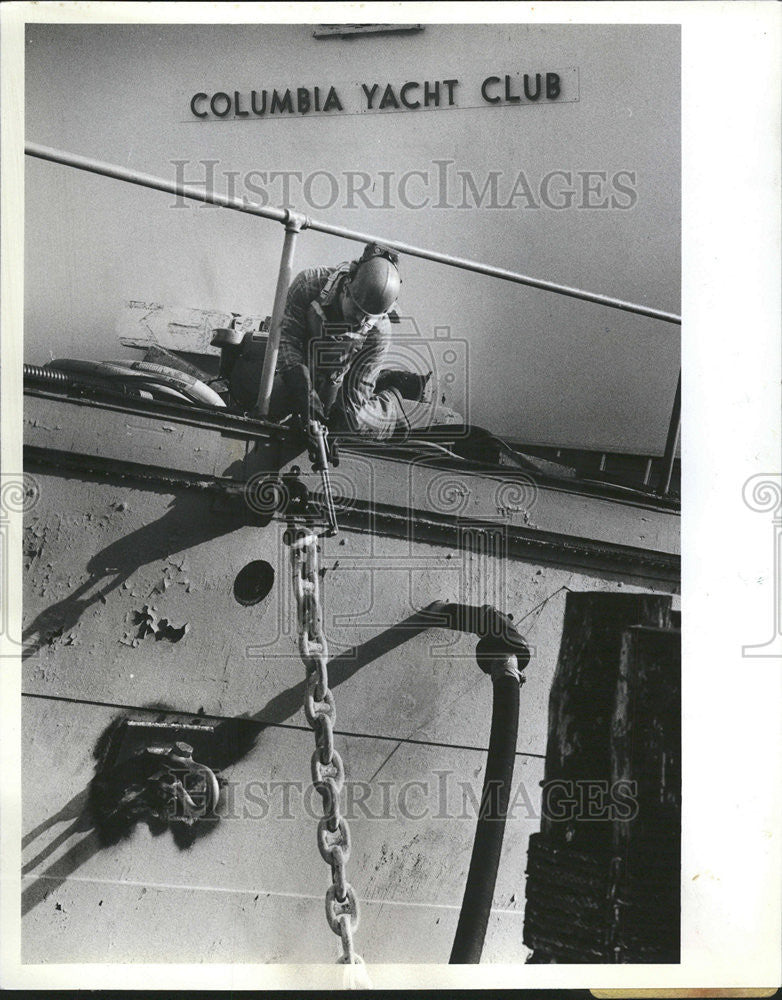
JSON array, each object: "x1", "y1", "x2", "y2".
[{"x1": 269, "y1": 264, "x2": 415, "y2": 441}]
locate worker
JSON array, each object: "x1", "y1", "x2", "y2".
[{"x1": 268, "y1": 242, "x2": 434, "y2": 443}]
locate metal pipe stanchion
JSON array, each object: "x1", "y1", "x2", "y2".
[
  {"x1": 659, "y1": 369, "x2": 681, "y2": 496},
  {"x1": 254, "y1": 216, "x2": 303, "y2": 417}
]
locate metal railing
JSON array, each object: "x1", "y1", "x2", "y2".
[{"x1": 25, "y1": 141, "x2": 682, "y2": 495}]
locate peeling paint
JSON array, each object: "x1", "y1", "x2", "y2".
[{"x1": 131, "y1": 605, "x2": 189, "y2": 644}]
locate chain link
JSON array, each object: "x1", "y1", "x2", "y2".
[{"x1": 290, "y1": 528, "x2": 361, "y2": 964}]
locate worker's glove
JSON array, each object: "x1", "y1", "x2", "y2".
[
  {"x1": 282, "y1": 364, "x2": 326, "y2": 425},
  {"x1": 302, "y1": 419, "x2": 340, "y2": 469}
]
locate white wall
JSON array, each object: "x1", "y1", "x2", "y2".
[{"x1": 25, "y1": 22, "x2": 680, "y2": 452}]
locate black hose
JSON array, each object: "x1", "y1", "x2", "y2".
[
  {"x1": 449, "y1": 657, "x2": 521, "y2": 964},
  {"x1": 422, "y1": 601, "x2": 528, "y2": 657}
]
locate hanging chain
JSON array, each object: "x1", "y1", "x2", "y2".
[{"x1": 290, "y1": 528, "x2": 362, "y2": 966}]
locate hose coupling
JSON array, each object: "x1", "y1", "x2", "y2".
[{"x1": 475, "y1": 634, "x2": 528, "y2": 685}]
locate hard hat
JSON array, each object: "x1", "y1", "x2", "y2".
[{"x1": 348, "y1": 250, "x2": 401, "y2": 315}]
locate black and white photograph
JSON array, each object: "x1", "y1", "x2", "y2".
[{"x1": 1, "y1": 1, "x2": 780, "y2": 991}]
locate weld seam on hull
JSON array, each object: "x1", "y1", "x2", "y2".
[{"x1": 20, "y1": 872, "x2": 527, "y2": 915}]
